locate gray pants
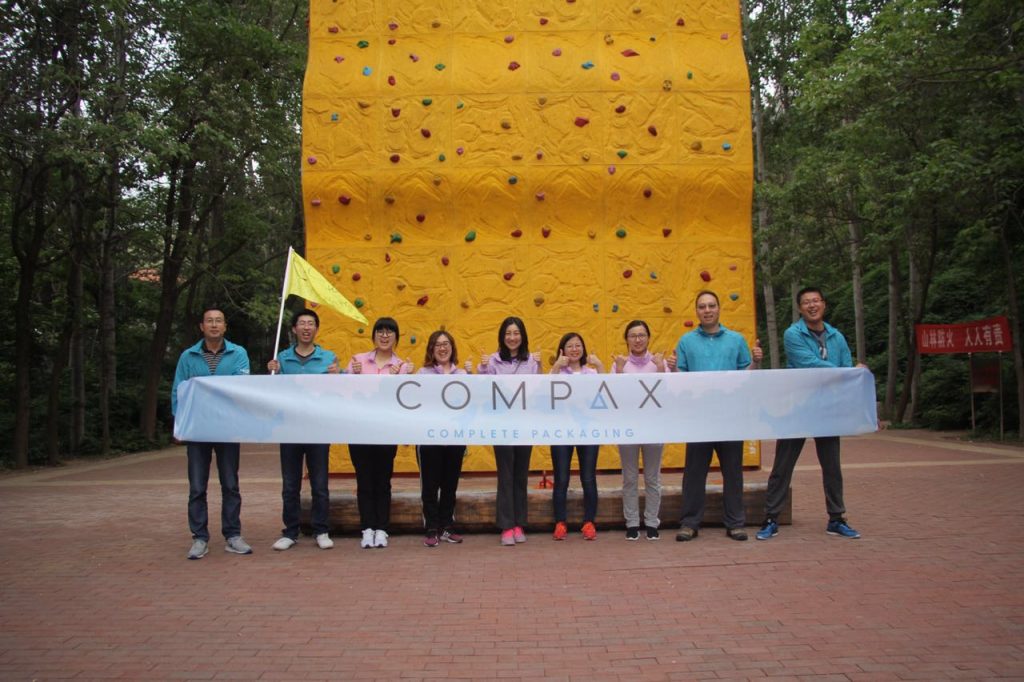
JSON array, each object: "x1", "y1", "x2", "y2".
[
  {"x1": 618, "y1": 443, "x2": 663, "y2": 528},
  {"x1": 764, "y1": 436, "x2": 846, "y2": 521},
  {"x1": 680, "y1": 441, "x2": 745, "y2": 530}
]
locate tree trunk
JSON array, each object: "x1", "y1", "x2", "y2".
[
  {"x1": 999, "y1": 218, "x2": 1024, "y2": 441},
  {"x1": 883, "y1": 245, "x2": 902, "y2": 420},
  {"x1": 750, "y1": 80, "x2": 780, "y2": 367},
  {"x1": 46, "y1": 290, "x2": 74, "y2": 465},
  {"x1": 847, "y1": 216, "x2": 866, "y2": 364},
  {"x1": 68, "y1": 179, "x2": 86, "y2": 457}
]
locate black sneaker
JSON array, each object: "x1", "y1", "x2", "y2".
[
  {"x1": 625, "y1": 526, "x2": 640, "y2": 541},
  {"x1": 645, "y1": 526, "x2": 660, "y2": 541},
  {"x1": 675, "y1": 527, "x2": 698, "y2": 542}
]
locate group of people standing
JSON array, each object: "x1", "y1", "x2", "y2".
[{"x1": 171, "y1": 286, "x2": 862, "y2": 560}]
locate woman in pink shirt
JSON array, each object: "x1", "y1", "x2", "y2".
[
  {"x1": 549, "y1": 332, "x2": 605, "y2": 541},
  {"x1": 479, "y1": 316, "x2": 540, "y2": 546},
  {"x1": 611, "y1": 320, "x2": 675, "y2": 541},
  {"x1": 346, "y1": 317, "x2": 412, "y2": 549},
  {"x1": 416, "y1": 330, "x2": 473, "y2": 547}
]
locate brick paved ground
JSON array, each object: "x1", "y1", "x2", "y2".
[{"x1": 0, "y1": 430, "x2": 1022, "y2": 680}]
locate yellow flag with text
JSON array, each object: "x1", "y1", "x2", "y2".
[{"x1": 286, "y1": 249, "x2": 367, "y2": 324}]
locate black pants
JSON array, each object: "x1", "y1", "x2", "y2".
[
  {"x1": 280, "y1": 443, "x2": 330, "y2": 538},
  {"x1": 348, "y1": 444, "x2": 397, "y2": 531},
  {"x1": 764, "y1": 436, "x2": 846, "y2": 520},
  {"x1": 494, "y1": 445, "x2": 532, "y2": 530},
  {"x1": 416, "y1": 445, "x2": 466, "y2": 530},
  {"x1": 680, "y1": 440, "x2": 745, "y2": 530}
]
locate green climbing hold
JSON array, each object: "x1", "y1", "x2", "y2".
[
  {"x1": 357, "y1": 40, "x2": 369, "y2": 48},
  {"x1": 729, "y1": 293, "x2": 739, "y2": 301},
  {"x1": 438, "y1": 153, "x2": 446, "y2": 162},
  {"x1": 615, "y1": 228, "x2": 627, "y2": 238},
  {"x1": 331, "y1": 264, "x2": 340, "y2": 274},
  {"x1": 465, "y1": 230, "x2": 477, "y2": 242},
  {"x1": 456, "y1": 101, "x2": 464, "y2": 109},
  {"x1": 508, "y1": 175, "x2": 518, "y2": 185},
  {"x1": 355, "y1": 299, "x2": 365, "y2": 308},
  {"x1": 687, "y1": 71, "x2": 693, "y2": 79},
  {"x1": 435, "y1": 63, "x2": 446, "y2": 71},
  {"x1": 410, "y1": 336, "x2": 417, "y2": 344},
  {"x1": 357, "y1": 327, "x2": 364, "y2": 334},
  {"x1": 390, "y1": 232, "x2": 403, "y2": 243},
  {"x1": 422, "y1": 98, "x2": 433, "y2": 106},
  {"x1": 612, "y1": 304, "x2": 620, "y2": 312},
  {"x1": 617, "y1": 150, "x2": 628, "y2": 159}
]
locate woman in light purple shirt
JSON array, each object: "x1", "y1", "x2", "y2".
[
  {"x1": 345, "y1": 316, "x2": 412, "y2": 549},
  {"x1": 611, "y1": 320, "x2": 675, "y2": 541},
  {"x1": 416, "y1": 330, "x2": 473, "y2": 548},
  {"x1": 479, "y1": 316, "x2": 540, "y2": 546},
  {"x1": 549, "y1": 332, "x2": 605, "y2": 541}
]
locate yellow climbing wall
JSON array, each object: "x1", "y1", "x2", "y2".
[{"x1": 301, "y1": 0, "x2": 757, "y2": 473}]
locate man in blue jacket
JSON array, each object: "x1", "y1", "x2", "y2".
[
  {"x1": 757, "y1": 287, "x2": 862, "y2": 541},
  {"x1": 266, "y1": 308, "x2": 340, "y2": 552},
  {"x1": 674, "y1": 290, "x2": 762, "y2": 543},
  {"x1": 172, "y1": 306, "x2": 251, "y2": 560}
]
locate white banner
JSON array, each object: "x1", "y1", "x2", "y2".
[{"x1": 174, "y1": 368, "x2": 877, "y2": 445}]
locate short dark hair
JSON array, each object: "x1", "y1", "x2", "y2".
[
  {"x1": 623, "y1": 320, "x2": 650, "y2": 340},
  {"x1": 796, "y1": 287, "x2": 825, "y2": 305},
  {"x1": 372, "y1": 316, "x2": 400, "y2": 342},
  {"x1": 694, "y1": 290, "x2": 719, "y2": 306},
  {"x1": 557, "y1": 332, "x2": 587, "y2": 362},
  {"x1": 291, "y1": 308, "x2": 320, "y2": 328},
  {"x1": 424, "y1": 330, "x2": 458, "y2": 366},
  {"x1": 199, "y1": 306, "x2": 225, "y2": 323},
  {"x1": 498, "y1": 316, "x2": 529, "y2": 361}
]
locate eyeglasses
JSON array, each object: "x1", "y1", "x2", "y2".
[
  {"x1": 627, "y1": 333, "x2": 648, "y2": 340},
  {"x1": 375, "y1": 329, "x2": 394, "y2": 337},
  {"x1": 434, "y1": 341, "x2": 451, "y2": 348}
]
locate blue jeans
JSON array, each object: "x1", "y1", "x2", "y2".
[
  {"x1": 280, "y1": 443, "x2": 330, "y2": 538},
  {"x1": 187, "y1": 442, "x2": 241, "y2": 541},
  {"x1": 550, "y1": 445, "x2": 599, "y2": 523}
]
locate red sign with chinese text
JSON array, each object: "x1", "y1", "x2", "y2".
[{"x1": 915, "y1": 316, "x2": 1013, "y2": 354}]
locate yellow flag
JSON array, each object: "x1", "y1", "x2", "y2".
[{"x1": 286, "y1": 249, "x2": 368, "y2": 324}]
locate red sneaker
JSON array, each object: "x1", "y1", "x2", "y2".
[
  {"x1": 552, "y1": 522, "x2": 568, "y2": 541},
  {"x1": 582, "y1": 521, "x2": 597, "y2": 540}
]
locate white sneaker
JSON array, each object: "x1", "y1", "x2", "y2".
[
  {"x1": 361, "y1": 528, "x2": 375, "y2": 549},
  {"x1": 272, "y1": 537, "x2": 296, "y2": 551},
  {"x1": 315, "y1": 533, "x2": 334, "y2": 550},
  {"x1": 374, "y1": 529, "x2": 389, "y2": 548}
]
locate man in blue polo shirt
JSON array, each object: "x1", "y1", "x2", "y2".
[
  {"x1": 674, "y1": 290, "x2": 762, "y2": 542},
  {"x1": 266, "y1": 308, "x2": 340, "y2": 551},
  {"x1": 756, "y1": 286, "x2": 861, "y2": 541},
  {"x1": 172, "y1": 306, "x2": 251, "y2": 560}
]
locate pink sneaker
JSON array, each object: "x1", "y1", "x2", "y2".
[
  {"x1": 513, "y1": 526, "x2": 527, "y2": 543},
  {"x1": 500, "y1": 529, "x2": 516, "y2": 546}
]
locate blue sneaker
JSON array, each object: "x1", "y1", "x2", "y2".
[
  {"x1": 755, "y1": 518, "x2": 778, "y2": 541},
  {"x1": 826, "y1": 519, "x2": 860, "y2": 539}
]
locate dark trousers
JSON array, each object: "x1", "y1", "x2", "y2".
[
  {"x1": 280, "y1": 443, "x2": 330, "y2": 538},
  {"x1": 550, "y1": 444, "x2": 599, "y2": 523},
  {"x1": 680, "y1": 440, "x2": 745, "y2": 530},
  {"x1": 494, "y1": 445, "x2": 532, "y2": 530},
  {"x1": 187, "y1": 442, "x2": 241, "y2": 541},
  {"x1": 764, "y1": 436, "x2": 846, "y2": 520},
  {"x1": 349, "y1": 444, "x2": 398, "y2": 531},
  {"x1": 416, "y1": 445, "x2": 466, "y2": 530}
]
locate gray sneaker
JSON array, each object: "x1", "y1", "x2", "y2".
[
  {"x1": 225, "y1": 535, "x2": 253, "y2": 555},
  {"x1": 187, "y1": 539, "x2": 208, "y2": 560}
]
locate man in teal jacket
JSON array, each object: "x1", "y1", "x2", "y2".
[
  {"x1": 172, "y1": 306, "x2": 251, "y2": 560},
  {"x1": 757, "y1": 287, "x2": 861, "y2": 541}
]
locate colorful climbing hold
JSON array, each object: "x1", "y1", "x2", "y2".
[
  {"x1": 501, "y1": 120, "x2": 512, "y2": 129},
  {"x1": 676, "y1": 17, "x2": 686, "y2": 26},
  {"x1": 542, "y1": 227, "x2": 552, "y2": 237},
  {"x1": 617, "y1": 150, "x2": 628, "y2": 159},
  {"x1": 387, "y1": 75, "x2": 396, "y2": 86},
  {"x1": 621, "y1": 49, "x2": 639, "y2": 57},
  {"x1": 508, "y1": 175, "x2": 518, "y2": 185},
  {"x1": 648, "y1": 125, "x2": 658, "y2": 136},
  {"x1": 721, "y1": 32, "x2": 729, "y2": 40},
  {"x1": 508, "y1": 61, "x2": 521, "y2": 71},
  {"x1": 352, "y1": 273, "x2": 361, "y2": 282},
  {"x1": 362, "y1": 66, "x2": 372, "y2": 76},
  {"x1": 385, "y1": 253, "x2": 391, "y2": 262},
  {"x1": 662, "y1": 228, "x2": 672, "y2": 237},
  {"x1": 588, "y1": 230, "x2": 596, "y2": 239},
  {"x1": 581, "y1": 61, "x2": 595, "y2": 70},
  {"x1": 729, "y1": 293, "x2": 739, "y2": 301},
  {"x1": 684, "y1": 320, "x2": 694, "y2": 327},
  {"x1": 534, "y1": 295, "x2": 545, "y2": 306},
  {"x1": 331, "y1": 264, "x2": 340, "y2": 274},
  {"x1": 582, "y1": 153, "x2": 590, "y2": 161},
  {"x1": 434, "y1": 63, "x2": 445, "y2": 71},
  {"x1": 650, "y1": 272, "x2": 658, "y2": 280},
  {"x1": 687, "y1": 71, "x2": 693, "y2": 80},
  {"x1": 535, "y1": 191, "x2": 545, "y2": 201},
  {"x1": 623, "y1": 270, "x2": 633, "y2": 278},
  {"x1": 615, "y1": 105, "x2": 626, "y2": 113},
  {"x1": 700, "y1": 270, "x2": 711, "y2": 282},
  {"x1": 438, "y1": 153, "x2": 446, "y2": 162},
  {"x1": 663, "y1": 79, "x2": 673, "y2": 91},
  {"x1": 552, "y1": 48, "x2": 562, "y2": 57},
  {"x1": 358, "y1": 327, "x2": 364, "y2": 334},
  {"x1": 334, "y1": 55, "x2": 344, "y2": 63},
  {"x1": 422, "y1": 98, "x2": 432, "y2": 106},
  {"x1": 387, "y1": 39, "x2": 395, "y2": 45},
  {"x1": 611, "y1": 72, "x2": 621, "y2": 81},
  {"x1": 328, "y1": 26, "x2": 339, "y2": 33},
  {"x1": 503, "y1": 272, "x2": 514, "y2": 281},
  {"x1": 384, "y1": 195, "x2": 395, "y2": 204},
  {"x1": 421, "y1": 128, "x2": 431, "y2": 138},
  {"x1": 539, "y1": 17, "x2": 549, "y2": 25},
  {"x1": 616, "y1": 228, "x2": 627, "y2": 238},
  {"x1": 608, "y1": 165, "x2": 616, "y2": 174},
  {"x1": 729, "y1": 264, "x2": 738, "y2": 271},
  {"x1": 389, "y1": 154, "x2": 400, "y2": 163},
  {"x1": 691, "y1": 140, "x2": 703, "y2": 151},
  {"x1": 604, "y1": 34, "x2": 614, "y2": 45},
  {"x1": 574, "y1": 117, "x2": 589, "y2": 127},
  {"x1": 311, "y1": 198, "x2": 322, "y2": 207},
  {"x1": 391, "y1": 107, "x2": 400, "y2": 117},
  {"x1": 307, "y1": 156, "x2": 317, "y2": 165},
  {"x1": 456, "y1": 146, "x2": 464, "y2": 155},
  {"x1": 511, "y1": 229, "x2": 522, "y2": 238},
  {"x1": 416, "y1": 214, "x2": 425, "y2": 223},
  {"x1": 330, "y1": 112, "x2": 339, "y2": 121},
  {"x1": 643, "y1": 187, "x2": 652, "y2": 198},
  {"x1": 357, "y1": 40, "x2": 369, "y2": 48},
  {"x1": 612, "y1": 304, "x2": 620, "y2": 312},
  {"x1": 536, "y1": 150, "x2": 544, "y2": 159},
  {"x1": 388, "y1": 22, "x2": 398, "y2": 30},
  {"x1": 593, "y1": 303, "x2": 599, "y2": 312},
  {"x1": 390, "y1": 232, "x2": 403, "y2": 243},
  {"x1": 338, "y1": 194, "x2": 351, "y2": 205},
  {"x1": 504, "y1": 35, "x2": 515, "y2": 43},
  {"x1": 409, "y1": 53, "x2": 419, "y2": 62},
  {"x1": 410, "y1": 336, "x2": 417, "y2": 344},
  {"x1": 465, "y1": 230, "x2": 476, "y2": 242},
  {"x1": 441, "y1": 256, "x2": 450, "y2": 266},
  {"x1": 663, "y1": 306, "x2": 673, "y2": 314},
  {"x1": 354, "y1": 298, "x2": 365, "y2": 308},
  {"x1": 417, "y1": 295, "x2": 429, "y2": 306},
  {"x1": 722, "y1": 142, "x2": 732, "y2": 151}
]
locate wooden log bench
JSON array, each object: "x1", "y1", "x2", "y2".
[{"x1": 302, "y1": 475, "x2": 790, "y2": 534}]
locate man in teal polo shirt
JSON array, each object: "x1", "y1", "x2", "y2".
[
  {"x1": 756, "y1": 286, "x2": 861, "y2": 540},
  {"x1": 674, "y1": 290, "x2": 762, "y2": 542},
  {"x1": 266, "y1": 308, "x2": 340, "y2": 551},
  {"x1": 172, "y1": 306, "x2": 251, "y2": 560}
]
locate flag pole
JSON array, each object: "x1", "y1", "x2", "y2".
[{"x1": 270, "y1": 246, "x2": 294, "y2": 375}]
